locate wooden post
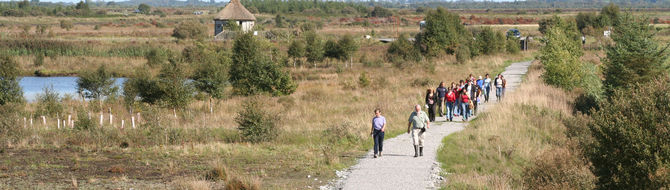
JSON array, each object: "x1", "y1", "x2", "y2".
[
  {"x1": 42, "y1": 116, "x2": 46, "y2": 128},
  {"x1": 63, "y1": 120, "x2": 66, "y2": 129},
  {"x1": 131, "y1": 116, "x2": 136, "y2": 129}
]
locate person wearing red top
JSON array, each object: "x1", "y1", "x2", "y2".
[
  {"x1": 445, "y1": 87, "x2": 457, "y2": 121},
  {"x1": 460, "y1": 92, "x2": 470, "y2": 121}
]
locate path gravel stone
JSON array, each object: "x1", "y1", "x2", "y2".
[{"x1": 326, "y1": 60, "x2": 533, "y2": 190}]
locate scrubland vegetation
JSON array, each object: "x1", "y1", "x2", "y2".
[{"x1": 438, "y1": 3, "x2": 670, "y2": 189}]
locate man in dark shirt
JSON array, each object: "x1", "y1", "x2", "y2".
[{"x1": 435, "y1": 82, "x2": 447, "y2": 117}]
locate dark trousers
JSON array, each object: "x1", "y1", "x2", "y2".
[
  {"x1": 436, "y1": 99, "x2": 444, "y2": 116},
  {"x1": 428, "y1": 104, "x2": 436, "y2": 122},
  {"x1": 373, "y1": 129, "x2": 384, "y2": 154}
]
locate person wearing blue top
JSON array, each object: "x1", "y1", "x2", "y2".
[
  {"x1": 483, "y1": 74, "x2": 492, "y2": 102},
  {"x1": 370, "y1": 109, "x2": 386, "y2": 158}
]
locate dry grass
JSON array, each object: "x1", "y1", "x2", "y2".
[{"x1": 437, "y1": 62, "x2": 587, "y2": 189}]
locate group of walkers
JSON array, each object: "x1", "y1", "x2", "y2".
[
  {"x1": 370, "y1": 73, "x2": 507, "y2": 158},
  {"x1": 425, "y1": 73, "x2": 507, "y2": 122}
]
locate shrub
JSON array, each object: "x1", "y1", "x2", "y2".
[
  {"x1": 230, "y1": 32, "x2": 296, "y2": 96},
  {"x1": 523, "y1": 147, "x2": 596, "y2": 190},
  {"x1": 60, "y1": 20, "x2": 74, "y2": 31},
  {"x1": 416, "y1": 7, "x2": 467, "y2": 56},
  {"x1": 537, "y1": 25, "x2": 583, "y2": 90},
  {"x1": 304, "y1": 31, "x2": 324, "y2": 64},
  {"x1": 172, "y1": 22, "x2": 208, "y2": 40},
  {"x1": 35, "y1": 86, "x2": 63, "y2": 117},
  {"x1": 368, "y1": 6, "x2": 392, "y2": 17},
  {"x1": 235, "y1": 98, "x2": 279, "y2": 143},
  {"x1": 74, "y1": 108, "x2": 95, "y2": 130},
  {"x1": 588, "y1": 78, "x2": 670, "y2": 189},
  {"x1": 386, "y1": 33, "x2": 421, "y2": 66},
  {"x1": 506, "y1": 38, "x2": 520, "y2": 54},
  {"x1": 602, "y1": 13, "x2": 669, "y2": 97},
  {"x1": 225, "y1": 177, "x2": 261, "y2": 190},
  {"x1": 76, "y1": 65, "x2": 118, "y2": 101},
  {"x1": 323, "y1": 121, "x2": 360, "y2": 145},
  {"x1": 358, "y1": 72, "x2": 370, "y2": 88},
  {"x1": 454, "y1": 45, "x2": 470, "y2": 64},
  {"x1": 0, "y1": 55, "x2": 24, "y2": 105},
  {"x1": 145, "y1": 48, "x2": 171, "y2": 67}
]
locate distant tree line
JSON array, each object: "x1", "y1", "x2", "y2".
[{"x1": 240, "y1": 0, "x2": 368, "y2": 16}]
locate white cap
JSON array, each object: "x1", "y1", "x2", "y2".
[{"x1": 478, "y1": 76, "x2": 482, "y2": 79}]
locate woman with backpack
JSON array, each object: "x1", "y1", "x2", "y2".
[
  {"x1": 425, "y1": 89, "x2": 437, "y2": 122},
  {"x1": 461, "y1": 90, "x2": 470, "y2": 121}
]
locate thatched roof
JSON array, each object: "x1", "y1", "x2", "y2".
[{"x1": 215, "y1": 0, "x2": 256, "y2": 21}]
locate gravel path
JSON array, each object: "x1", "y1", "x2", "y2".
[{"x1": 328, "y1": 60, "x2": 533, "y2": 190}]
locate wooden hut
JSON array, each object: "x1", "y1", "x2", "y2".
[{"x1": 214, "y1": 0, "x2": 256, "y2": 36}]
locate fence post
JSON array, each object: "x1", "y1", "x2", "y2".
[
  {"x1": 121, "y1": 120, "x2": 125, "y2": 129},
  {"x1": 42, "y1": 116, "x2": 46, "y2": 129},
  {"x1": 99, "y1": 114, "x2": 104, "y2": 127},
  {"x1": 57, "y1": 118, "x2": 61, "y2": 129},
  {"x1": 131, "y1": 116, "x2": 136, "y2": 129},
  {"x1": 68, "y1": 115, "x2": 71, "y2": 128}
]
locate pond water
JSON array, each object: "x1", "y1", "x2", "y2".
[{"x1": 19, "y1": 77, "x2": 126, "y2": 102}]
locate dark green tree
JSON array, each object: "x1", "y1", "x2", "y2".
[
  {"x1": 229, "y1": 33, "x2": 296, "y2": 96},
  {"x1": 0, "y1": 55, "x2": 24, "y2": 105},
  {"x1": 417, "y1": 7, "x2": 467, "y2": 56},
  {"x1": 600, "y1": 3, "x2": 620, "y2": 26},
  {"x1": 602, "y1": 13, "x2": 669, "y2": 97},
  {"x1": 338, "y1": 34, "x2": 359, "y2": 67},
  {"x1": 137, "y1": 3, "x2": 151, "y2": 14},
  {"x1": 386, "y1": 33, "x2": 421, "y2": 66},
  {"x1": 538, "y1": 25, "x2": 583, "y2": 90},
  {"x1": 287, "y1": 39, "x2": 305, "y2": 68},
  {"x1": 274, "y1": 14, "x2": 284, "y2": 28},
  {"x1": 589, "y1": 78, "x2": 670, "y2": 189}
]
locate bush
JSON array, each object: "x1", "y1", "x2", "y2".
[
  {"x1": 0, "y1": 55, "x2": 24, "y2": 105},
  {"x1": 537, "y1": 25, "x2": 583, "y2": 90},
  {"x1": 454, "y1": 45, "x2": 470, "y2": 64},
  {"x1": 358, "y1": 72, "x2": 370, "y2": 88},
  {"x1": 172, "y1": 22, "x2": 208, "y2": 40},
  {"x1": 588, "y1": 78, "x2": 670, "y2": 189},
  {"x1": 35, "y1": 86, "x2": 63, "y2": 117},
  {"x1": 506, "y1": 38, "x2": 520, "y2": 54},
  {"x1": 416, "y1": 7, "x2": 467, "y2": 56},
  {"x1": 235, "y1": 98, "x2": 279, "y2": 143},
  {"x1": 230, "y1": 32, "x2": 296, "y2": 96},
  {"x1": 145, "y1": 48, "x2": 171, "y2": 67},
  {"x1": 602, "y1": 13, "x2": 669, "y2": 97},
  {"x1": 523, "y1": 147, "x2": 596, "y2": 190},
  {"x1": 386, "y1": 33, "x2": 421, "y2": 66},
  {"x1": 323, "y1": 121, "x2": 360, "y2": 145},
  {"x1": 74, "y1": 108, "x2": 95, "y2": 130},
  {"x1": 60, "y1": 20, "x2": 73, "y2": 31}
]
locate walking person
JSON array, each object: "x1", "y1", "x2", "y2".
[
  {"x1": 455, "y1": 80, "x2": 464, "y2": 116},
  {"x1": 466, "y1": 80, "x2": 474, "y2": 116},
  {"x1": 425, "y1": 89, "x2": 436, "y2": 122},
  {"x1": 370, "y1": 109, "x2": 386, "y2": 158},
  {"x1": 436, "y1": 82, "x2": 447, "y2": 117},
  {"x1": 484, "y1": 74, "x2": 491, "y2": 102},
  {"x1": 445, "y1": 87, "x2": 456, "y2": 122},
  {"x1": 461, "y1": 91, "x2": 471, "y2": 121},
  {"x1": 470, "y1": 80, "x2": 479, "y2": 116},
  {"x1": 495, "y1": 74, "x2": 503, "y2": 102},
  {"x1": 407, "y1": 105, "x2": 430, "y2": 157}
]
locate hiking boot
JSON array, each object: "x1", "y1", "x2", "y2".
[
  {"x1": 419, "y1": 147, "x2": 423, "y2": 156},
  {"x1": 373, "y1": 154, "x2": 378, "y2": 158},
  {"x1": 379, "y1": 152, "x2": 382, "y2": 157},
  {"x1": 413, "y1": 145, "x2": 419, "y2": 157}
]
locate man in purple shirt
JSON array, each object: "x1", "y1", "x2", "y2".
[{"x1": 370, "y1": 108, "x2": 386, "y2": 158}]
